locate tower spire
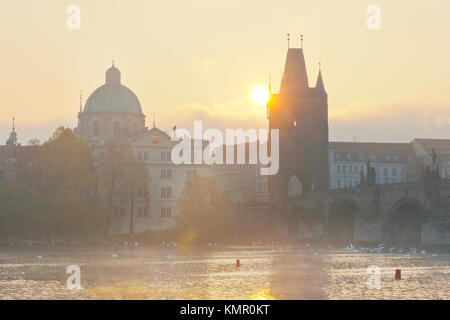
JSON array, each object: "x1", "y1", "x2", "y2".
[
  {"x1": 153, "y1": 112, "x2": 156, "y2": 128},
  {"x1": 79, "y1": 91, "x2": 83, "y2": 113},
  {"x1": 6, "y1": 115, "x2": 17, "y2": 146},
  {"x1": 287, "y1": 33, "x2": 290, "y2": 48},
  {"x1": 300, "y1": 34, "x2": 303, "y2": 48},
  {"x1": 280, "y1": 37, "x2": 309, "y2": 93}
]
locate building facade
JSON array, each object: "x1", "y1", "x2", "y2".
[
  {"x1": 109, "y1": 127, "x2": 210, "y2": 234},
  {"x1": 76, "y1": 62, "x2": 210, "y2": 234},
  {"x1": 328, "y1": 142, "x2": 418, "y2": 189}
]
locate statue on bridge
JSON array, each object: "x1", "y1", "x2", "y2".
[
  {"x1": 363, "y1": 160, "x2": 376, "y2": 185},
  {"x1": 423, "y1": 149, "x2": 447, "y2": 203}
]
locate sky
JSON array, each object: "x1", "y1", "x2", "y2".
[{"x1": 0, "y1": 0, "x2": 449, "y2": 144}]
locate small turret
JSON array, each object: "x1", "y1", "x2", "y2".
[{"x1": 315, "y1": 63, "x2": 326, "y2": 95}]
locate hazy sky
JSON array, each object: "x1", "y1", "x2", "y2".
[{"x1": 1, "y1": 0, "x2": 449, "y2": 144}]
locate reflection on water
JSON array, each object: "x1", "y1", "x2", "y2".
[{"x1": 0, "y1": 246, "x2": 448, "y2": 300}]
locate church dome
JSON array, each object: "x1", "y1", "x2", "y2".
[{"x1": 83, "y1": 63, "x2": 143, "y2": 114}]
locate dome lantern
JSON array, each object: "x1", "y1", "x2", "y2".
[{"x1": 105, "y1": 60, "x2": 121, "y2": 85}]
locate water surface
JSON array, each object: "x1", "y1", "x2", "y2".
[{"x1": 0, "y1": 245, "x2": 448, "y2": 299}]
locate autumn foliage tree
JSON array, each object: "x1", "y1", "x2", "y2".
[
  {"x1": 0, "y1": 127, "x2": 106, "y2": 240},
  {"x1": 95, "y1": 138, "x2": 148, "y2": 236},
  {"x1": 177, "y1": 176, "x2": 232, "y2": 243}
]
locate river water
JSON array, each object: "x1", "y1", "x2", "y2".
[{"x1": 0, "y1": 245, "x2": 448, "y2": 300}]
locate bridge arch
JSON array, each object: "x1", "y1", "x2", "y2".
[
  {"x1": 327, "y1": 198, "x2": 359, "y2": 243},
  {"x1": 385, "y1": 198, "x2": 424, "y2": 247},
  {"x1": 292, "y1": 205, "x2": 322, "y2": 241}
]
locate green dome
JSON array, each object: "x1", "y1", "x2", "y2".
[{"x1": 83, "y1": 65, "x2": 143, "y2": 114}]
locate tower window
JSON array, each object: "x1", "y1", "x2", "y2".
[
  {"x1": 293, "y1": 120, "x2": 297, "y2": 127},
  {"x1": 93, "y1": 121, "x2": 100, "y2": 137}
]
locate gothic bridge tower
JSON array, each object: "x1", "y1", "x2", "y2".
[{"x1": 267, "y1": 37, "x2": 329, "y2": 206}]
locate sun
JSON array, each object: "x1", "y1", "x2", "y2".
[{"x1": 251, "y1": 87, "x2": 270, "y2": 106}]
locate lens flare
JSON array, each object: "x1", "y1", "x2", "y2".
[{"x1": 251, "y1": 87, "x2": 270, "y2": 106}]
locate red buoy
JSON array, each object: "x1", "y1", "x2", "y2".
[
  {"x1": 395, "y1": 269, "x2": 401, "y2": 280},
  {"x1": 236, "y1": 259, "x2": 241, "y2": 267}
]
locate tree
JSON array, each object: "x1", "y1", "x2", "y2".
[
  {"x1": 95, "y1": 138, "x2": 133, "y2": 235},
  {"x1": 2, "y1": 127, "x2": 106, "y2": 240},
  {"x1": 17, "y1": 127, "x2": 92, "y2": 195},
  {"x1": 124, "y1": 159, "x2": 148, "y2": 235},
  {"x1": 177, "y1": 176, "x2": 231, "y2": 243}
]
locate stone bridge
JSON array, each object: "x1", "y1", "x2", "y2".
[{"x1": 288, "y1": 178, "x2": 450, "y2": 246}]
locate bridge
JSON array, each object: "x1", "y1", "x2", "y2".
[
  {"x1": 234, "y1": 169, "x2": 449, "y2": 246},
  {"x1": 287, "y1": 173, "x2": 450, "y2": 246}
]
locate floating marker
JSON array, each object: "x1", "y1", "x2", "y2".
[
  {"x1": 395, "y1": 269, "x2": 401, "y2": 280},
  {"x1": 236, "y1": 259, "x2": 241, "y2": 267}
]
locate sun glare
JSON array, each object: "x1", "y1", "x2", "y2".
[{"x1": 251, "y1": 87, "x2": 270, "y2": 106}]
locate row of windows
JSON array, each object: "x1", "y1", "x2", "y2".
[
  {"x1": 213, "y1": 164, "x2": 259, "y2": 170},
  {"x1": 335, "y1": 154, "x2": 407, "y2": 161},
  {"x1": 336, "y1": 165, "x2": 365, "y2": 174},
  {"x1": 257, "y1": 182, "x2": 268, "y2": 194},
  {"x1": 336, "y1": 179, "x2": 359, "y2": 188},
  {"x1": 218, "y1": 174, "x2": 241, "y2": 187},
  {"x1": 137, "y1": 151, "x2": 149, "y2": 160},
  {"x1": 336, "y1": 164, "x2": 401, "y2": 176},
  {"x1": 433, "y1": 149, "x2": 450, "y2": 155},
  {"x1": 136, "y1": 151, "x2": 172, "y2": 161},
  {"x1": 92, "y1": 121, "x2": 138, "y2": 137},
  {"x1": 336, "y1": 176, "x2": 401, "y2": 188},
  {"x1": 137, "y1": 207, "x2": 149, "y2": 217},
  {"x1": 131, "y1": 168, "x2": 201, "y2": 182},
  {"x1": 161, "y1": 151, "x2": 172, "y2": 161},
  {"x1": 118, "y1": 186, "x2": 173, "y2": 199},
  {"x1": 114, "y1": 207, "x2": 172, "y2": 218}
]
